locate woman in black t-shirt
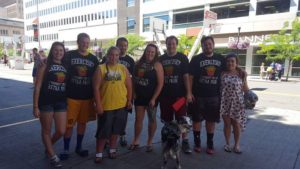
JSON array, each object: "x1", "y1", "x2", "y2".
[
  {"x1": 129, "y1": 44, "x2": 164, "y2": 152},
  {"x1": 33, "y1": 42, "x2": 68, "y2": 168}
]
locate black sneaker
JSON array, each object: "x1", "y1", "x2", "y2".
[
  {"x1": 75, "y1": 148, "x2": 89, "y2": 157},
  {"x1": 182, "y1": 139, "x2": 192, "y2": 154},
  {"x1": 50, "y1": 155, "x2": 62, "y2": 168},
  {"x1": 119, "y1": 135, "x2": 128, "y2": 147},
  {"x1": 59, "y1": 151, "x2": 69, "y2": 161}
]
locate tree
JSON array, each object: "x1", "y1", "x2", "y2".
[
  {"x1": 102, "y1": 34, "x2": 145, "y2": 60},
  {"x1": 124, "y1": 34, "x2": 145, "y2": 57},
  {"x1": 177, "y1": 34, "x2": 198, "y2": 56},
  {"x1": 257, "y1": 18, "x2": 300, "y2": 81}
]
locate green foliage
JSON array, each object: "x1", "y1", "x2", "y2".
[
  {"x1": 257, "y1": 18, "x2": 300, "y2": 80},
  {"x1": 124, "y1": 34, "x2": 145, "y2": 56},
  {"x1": 0, "y1": 43, "x2": 4, "y2": 56},
  {"x1": 177, "y1": 34, "x2": 198, "y2": 56},
  {"x1": 102, "y1": 34, "x2": 145, "y2": 57}
]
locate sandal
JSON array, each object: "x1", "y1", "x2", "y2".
[
  {"x1": 224, "y1": 145, "x2": 232, "y2": 153},
  {"x1": 145, "y1": 145, "x2": 153, "y2": 152},
  {"x1": 109, "y1": 149, "x2": 117, "y2": 159},
  {"x1": 128, "y1": 144, "x2": 139, "y2": 150},
  {"x1": 233, "y1": 147, "x2": 242, "y2": 154},
  {"x1": 94, "y1": 153, "x2": 103, "y2": 163}
]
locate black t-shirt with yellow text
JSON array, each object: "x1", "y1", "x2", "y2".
[
  {"x1": 189, "y1": 53, "x2": 225, "y2": 97},
  {"x1": 159, "y1": 52, "x2": 189, "y2": 97},
  {"x1": 66, "y1": 50, "x2": 99, "y2": 99}
]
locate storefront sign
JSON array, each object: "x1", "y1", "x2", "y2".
[{"x1": 228, "y1": 35, "x2": 271, "y2": 44}]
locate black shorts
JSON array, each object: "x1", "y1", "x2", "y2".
[
  {"x1": 134, "y1": 96, "x2": 158, "y2": 107},
  {"x1": 189, "y1": 96, "x2": 220, "y2": 123},
  {"x1": 39, "y1": 101, "x2": 67, "y2": 113},
  {"x1": 95, "y1": 108, "x2": 127, "y2": 139}
]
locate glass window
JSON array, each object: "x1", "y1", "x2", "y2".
[
  {"x1": 106, "y1": 11, "x2": 109, "y2": 18},
  {"x1": 102, "y1": 11, "x2": 105, "y2": 19},
  {"x1": 256, "y1": 0, "x2": 290, "y2": 15},
  {"x1": 173, "y1": 9, "x2": 203, "y2": 29},
  {"x1": 110, "y1": 10, "x2": 112, "y2": 18},
  {"x1": 292, "y1": 60, "x2": 300, "y2": 76},
  {"x1": 98, "y1": 12, "x2": 101, "y2": 19},
  {"x1": 88, "y1": 14, "x2": 90, "y2": 21},
  {"x1": 87, "y1": 0, "x2": 90, "y2": 5},
  {"x1": 143, "y1": 18, "x2": 150, "y2": 32},
  {"x1": 127, "y1": 17, "x2": 135, "y2": 33},
  {"x1": 127, "y1": 0, "x2": 135, "y2": 7},
  {"x1": 114, "y1": 9, "x2": 117, "y2": 17},
  {"x1": 91, "y1": 14, "x2": 94, "y2": 20},
  {"x1": 210, "y1": 1, "x2": 249, "y2": 19}
]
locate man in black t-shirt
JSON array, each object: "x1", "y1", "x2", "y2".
[
  {"x1": 159, "y1": 35, "x2": 193, "y2": 154},
  {"x1": 189, "y1": 36, "x2": 225, "y2": 154},
  {"x1": 60, "y1": 33, "x2": 100, "y2": 160}
]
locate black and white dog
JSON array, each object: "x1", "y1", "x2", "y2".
[{"x1": 161, "y1": 116, "x2": 192, "y2": 169}]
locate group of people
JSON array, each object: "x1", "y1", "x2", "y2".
[
  {"x1": 33, "y1": 33, "x2": 249, "y2": 168},
  {"x1": 260, "y1": 61, "x2": 284, "y2": 81}
]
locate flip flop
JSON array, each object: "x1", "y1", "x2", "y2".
[
  {"x1": 145, "y1": 145, "x2": 153, "y2": 152},
  {"x1": 224, "y1": 145, "x2": 232, "y2": 153},
  {"x1": 128, "y1": 144, "x2": 139, "y2": 150},
  {"x1": 233, "y1": 148, "x2": 242, "y2": 154}
]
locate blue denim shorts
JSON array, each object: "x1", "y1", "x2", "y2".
[{"x1": 39, "y1": 101, "x2": 67, "y2": 113}]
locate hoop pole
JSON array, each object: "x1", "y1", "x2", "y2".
[{"x1": 236, "y1": 27, "x2": 241, "y2": 57}]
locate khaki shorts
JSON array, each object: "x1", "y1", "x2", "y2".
[{"x1": 66, "y1": 98, "x2": 96, "y2": 128}]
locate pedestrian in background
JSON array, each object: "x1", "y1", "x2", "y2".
[
  {"x1": 220, "y1": 53, "x2": 249, "y2": 154},
  {"x1": 32, "y1": 47, "x2": 41, "y2": 85},
  {"x1": 260, "y1": 62, "x2": 266, "y2": 80},
  {"x1": 33, "y1": 42, "x2": 68, "y2": 168},
  {"x1": 275, "y1": 63, "x2": 283, "y2": 81},
  {"x1": 93, "y1": 46, "x2": 132, "y2": 163},
  {"x1": 129, "y1": 44, "x2": 164, "y2": 152}
]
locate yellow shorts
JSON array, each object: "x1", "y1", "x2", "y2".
[{"x1": 66, "y1": 98, "x2": 96, "y2": 128}]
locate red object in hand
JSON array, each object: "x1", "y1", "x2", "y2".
[{"x1": 172, "y1": 97, "x2": 186, "y2": 112}]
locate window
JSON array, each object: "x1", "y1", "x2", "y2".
[
  {"x1": 173, "y1": 7, "x2": 203, "y2": 29},
  {"x1": 127, "y1": 0, "x2": 135, "y2": 7},
  {"x1": 110, "y1": 10, "x2": 112, "y2": 18},
  {"x1": 256, "y1": 0, "x2": 290, "y2": 15},
  {"x1": 106, "y1": 11, "x2": 109, "y2": 18},
  {"x1": 127, "y1": 17, "x2": 135, "y2": 33},
  {"x1": 114, "y1": 9, "x2": 117, "y2": 17},
  {"x1": 143, "y1": 0, "x2": 153, "y2": 2},
  {"x1": 210, "y1": 1, "x2": 249, "y2": 19},
  {"x1": 143, "y1": 12, "x2": 169, "y2": 31},
  {"x1": 102, "y1": 11, "x2": 105, "y2": 19}
]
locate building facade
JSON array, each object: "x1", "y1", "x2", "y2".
[
  {"x1": 23, "y1": 0, "x2": 118, "y2": 50},
  {"x1": 139, "y1": 0, "x2": 300, "y2": 76},
  {"x1": 23, "y1": 0, "x2": 300, "y2": 76}
]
